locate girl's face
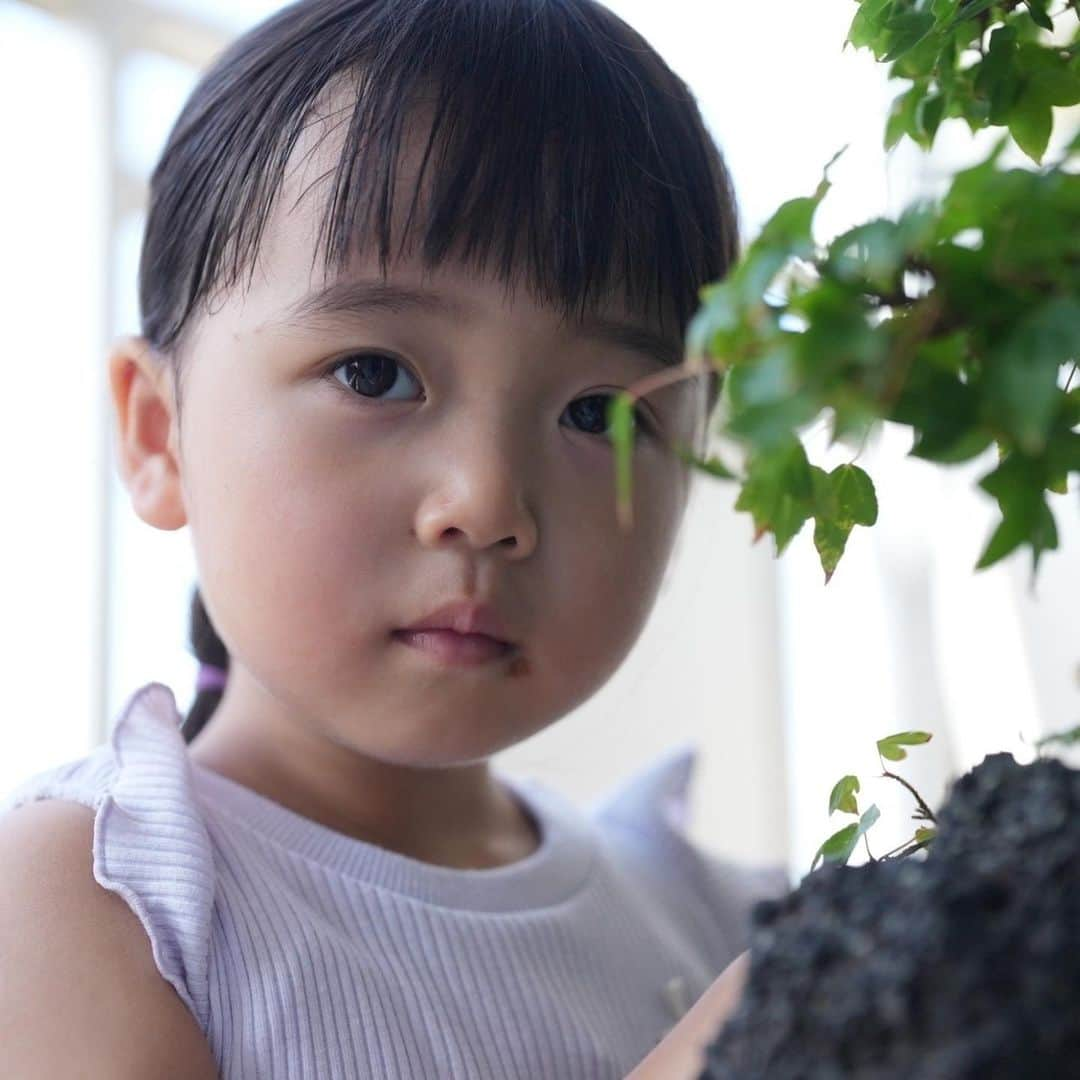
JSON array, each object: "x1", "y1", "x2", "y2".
[{"x1": 118, "y1": 103, "x2": 699, "y2": 775}]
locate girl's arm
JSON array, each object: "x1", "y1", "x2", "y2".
[
  {"x1": 0, "y1": 799, "x2": 219, "y2": 1079},
  {"x1": 624, "y1": 951, "x2": 749, "y2": 1080}
]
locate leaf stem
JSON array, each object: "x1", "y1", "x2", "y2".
[{"x1": 879, "y1": 767, "x2": 939, "y2": 824}]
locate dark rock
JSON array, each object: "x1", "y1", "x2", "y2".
[{"x1": 700, "y1": 753, "x2": 1080, "y2": 1078}]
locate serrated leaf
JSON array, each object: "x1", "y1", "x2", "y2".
[
  {"x1": 734, "y1": 439, "x2": 815, "y2": 554},
  {"x1": 877, "y1": 730, "x2": 932, "y2": 762},
  {"x1": 829, "y1": 775, "x2": 861, "y2": 816},
  {"x1": 976, "y1": 454, "x2": 1062, "y2": 572}
]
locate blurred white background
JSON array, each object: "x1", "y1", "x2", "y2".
[{"x1": 1, "y1": 0, "x2": 1077, "y2": 881}]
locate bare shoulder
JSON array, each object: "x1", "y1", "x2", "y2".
[{"x1": 0, "y1": 798, "x2": 219, "y2": 1079}]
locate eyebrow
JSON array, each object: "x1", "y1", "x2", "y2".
[{"x1": 278, "y1": 279, "x2": 683, "y2": 371}]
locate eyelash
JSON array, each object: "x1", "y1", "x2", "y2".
[{"x1": 324, "y1": 353, "x2": 657, "y2": 439}]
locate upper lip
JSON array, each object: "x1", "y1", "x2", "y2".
[{"x1": 398, "y1": 600, "x2": 516, "y2": 646}]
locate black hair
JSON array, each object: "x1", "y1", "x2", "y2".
[{"x1": 144, "y1": 0, "x2": 740, "y2": 743}]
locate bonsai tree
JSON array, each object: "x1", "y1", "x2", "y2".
[
  {"x1": 609, "y1": 1, "x2": 1080, "y2": 1075},
  {"x1": 610, "y1": 0, "x2": 1079, "y2": 843},
  {"x1": 612, "y1": 0, "x2": 1078, "y2": 590}
]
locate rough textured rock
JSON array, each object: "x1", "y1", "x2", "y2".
[{"x1": 701, "y1": 753, "x2": 1080, "y2": 1079}]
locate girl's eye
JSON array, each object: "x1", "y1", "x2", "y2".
[
  {"x1": 327, "y1": 357, "x2": 654, "y2": 441},
  {"x1": 563, "y1": 393, "x2": 656, "y2": 441},
  {"x1": 328, "y1": 353, "x2": 422, "y2": 401}
]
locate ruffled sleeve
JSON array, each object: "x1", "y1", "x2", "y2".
[
  {"x1": 0, "y1": 682, "x2": 216, "y2": 1031},
  {"x1": 589, "y1": 742, "x2": 789, "y2": 970}
]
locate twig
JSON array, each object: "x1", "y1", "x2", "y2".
[
  {"x1": 879, "y1": 834, "x2": 926, "y2": 860},
  {"x1": 883, "y1": 837, "x2": 933, "y2": 861},
  {"x1": 880, "y1": 767, "x2": 938, "y2": 824}
]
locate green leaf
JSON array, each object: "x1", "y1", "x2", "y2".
[
  {"x1": 811, "y1": 823, "x2": 858, "y2": 872},
  {"x1": 1017, "y1": 43, "x2": 1080, "y2": 108},
  {"x1": 885, "y1": 84, "x2": 925, "y2": 150},
  {"x1": 1007, "y1": 86, "x2": 1053, "y2": 164},
  {"x1": 831, "y1": 464, "x2": 879, "y2": 527},
  {"x1": 976, "y1": 25, "x2": 1022, "y2": 125},
  {"x1": 1025, "y1": 0, "x2": 1054, "y2": 32},
  {"x1": 734, "y1": 439, "x2": 815, "y2": 554},
  {"x1": 809, "y1": 463, "x2": 878, "y2": 583},
  {"x1": 917, "y1": 92, "x2": 946, "y2": 145},
  {"x1": 984, "y1": 298, "x2": 1080, "y2": 456},
  {"x1": 811, "y1": 804, "x2": 881, "y2": 871},
  {"x1": 931, "y1": 0, "x2": 960, "y2": 19},
  {"x1": 1034, "y1": 724, "x2": 1080, "y2": 752},
  {"x1": 753, "y1": 196, "x2": 820, "y2": 260},
  {"x1": 976, "y1": 496, "x2": 1059, "y2": 571},
  {"x1": 674, "y1": 445, "x2": 739, "y2": 481},
  {"x1": 829, "y1": 775, "x2": 861, "y2": 816},
  {"x1": 914, "y1": 826, "x2": 937, "y2": 845},
  {"x1": 609, "y1": 393, "x2": 638, "y2": 519},
  {"x1": 881, "y1": 11, "x2": 936, "y2": 63},
  {"x1": 976, "y1": 452, "x2": 1062, "y2": 573},
  {"x1": 890, "y1": 335, "x2": 993, "y2": 464},
  {"x1": 942, "y1": 0, "x2": 996, "y2": 32},
  {"x1": 877, "y1": 730, "x2": 933, "y2": 762},
  {"x1": 847, "y1": 0, "x2": 895, "y2": 50}
]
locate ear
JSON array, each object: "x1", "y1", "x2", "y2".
[{"x1": 107, "y1": 335, "x2": 188, "y2": 530}]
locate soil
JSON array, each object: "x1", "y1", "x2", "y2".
[{"x1": 699, "y1": 752, "x2": 1080, "y2": 1079}]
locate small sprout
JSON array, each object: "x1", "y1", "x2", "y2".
[
  {"x1": 876, "y1": 731, "x2": 932, "y2": 763},
  {"x1": 915, "y1": 826, "x2": 936, "y2": 844},
  {"x1": 828, "y1": 775, "x2": 861, "y2": 816}
]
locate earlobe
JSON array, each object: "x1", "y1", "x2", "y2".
[{"x1": 107, "y1": 335, "x2": 188, "y2": 531}]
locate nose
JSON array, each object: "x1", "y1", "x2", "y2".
[{"x1": 412, "y1": 429, "x2": 539, "y2": 559}]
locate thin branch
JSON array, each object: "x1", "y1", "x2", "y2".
[
  {"x1": 883, "y1": 837, "x2": 933, "y2": 860},
  {"x1": 880, "y1": 767, "x2": 939, "y2": 824},
  {"x1": 878, "y1": 834, "x2": 924, "y2": 860}
]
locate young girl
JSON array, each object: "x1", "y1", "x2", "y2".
[{"x1": 0, "y1": 1, "x2": 785, "y2": 1076}]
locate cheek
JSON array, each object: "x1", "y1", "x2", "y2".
[
  {"x1": 540, "y1": 454, "x2": 683, "y2": 683},
  {"x1": 185, "y1": 392, "x2": 396, "y2": 665}
]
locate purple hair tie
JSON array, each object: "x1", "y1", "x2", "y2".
[{"x1": 197, "y1": 663, "x2": 228, "y2": 693}]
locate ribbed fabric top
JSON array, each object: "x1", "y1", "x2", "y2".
[{"x1": 0, "y1": 682, "x2": 787, "y2": 1079}]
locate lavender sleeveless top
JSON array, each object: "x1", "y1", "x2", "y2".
[{"x1": 0, "y1": 682, "x2": 786, "y2": 1079}]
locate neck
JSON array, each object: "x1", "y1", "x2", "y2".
[{"x1": 185, "y1": 673, "x2": 541, "y2": 870}]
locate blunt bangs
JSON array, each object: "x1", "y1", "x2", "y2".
[{"x1": 139, "y1": 0, "x2": 739, "y2": 382}]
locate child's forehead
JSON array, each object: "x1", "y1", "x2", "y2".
[{"x1": 225, "y1": 76, "x2": 681, "y2": 350}]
